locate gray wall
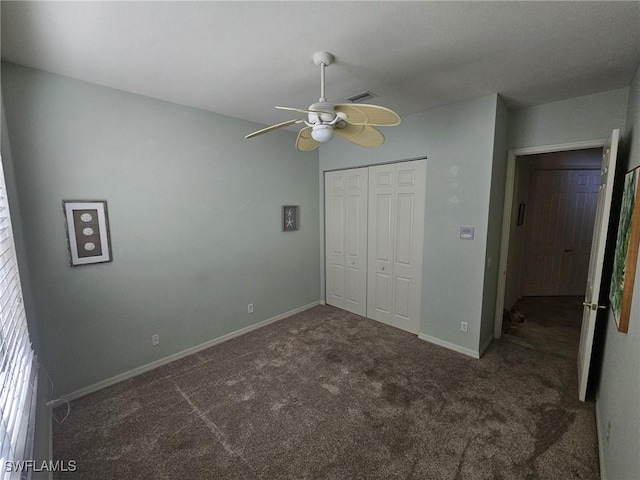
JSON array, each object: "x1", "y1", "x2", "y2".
[
  {"x1": 508, "y1": 88, "x2": 629, "y2": 149},
  {"x1": 320, "y1": 94, "x2": 499, "y2": 354},
  {"x1": 595, "y1": 64, "x2": 640, "y2": 480},
  {"x1": 1, "y1": 63, "x2": 321, "y2": 398}
]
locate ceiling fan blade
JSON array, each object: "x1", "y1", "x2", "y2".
[
  {"x1": 333, "y1": 105, "x2": 367, "y2": 124},
  {"x1": 276, "y1": 106, "x2": 335, "y2": 116},
  {"x1": 334, "y1": 104, "x2": 401, "y2": 126},
  {"x1": 296, "y1": 127, "x2": 321, "y2": 152},
  {"x1": 245, "y1": 119, "x2": 302, "y2": 139},
  {"x1": 334, "y1": 124, "x2": 384, "y2": 148}
]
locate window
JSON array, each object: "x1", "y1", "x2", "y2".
[{"x1": 0, "y1": 157, "x2": 37, "y2": 480}]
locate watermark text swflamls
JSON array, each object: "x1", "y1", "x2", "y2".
[{"x1": 5, "y1": 460, "x2": 77, "y2": 472}]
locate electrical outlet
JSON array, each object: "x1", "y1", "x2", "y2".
[
  {"x1": 151, "y1": 334, "x2": 160, "y2": 346},
  {"x1": 461, "y1": 322, "x2": 468, "y2": 332},
  {"x1": 606, "y1": 421, "x2": 611, "y2": 441},
  {"x1": 248, "y1": 303, "x2": 254, "y2": 314}
]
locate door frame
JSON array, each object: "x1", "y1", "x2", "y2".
[{"x1": 493, "y1": 139, "x2": 607, "y2": 338}]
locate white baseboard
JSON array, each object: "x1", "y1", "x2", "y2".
[
  {"x1": 418, "y1": 333, "x2": 480, "y2": 359},
  {"x1": 47, "y1": 403, "x2": 53, "y2": 480},
  {"x1": 595, "y1": 399, "x2": 607, "y2": 480},
  {"x1": 49, "y1": 301, "x2": 320, "y2": 407}
]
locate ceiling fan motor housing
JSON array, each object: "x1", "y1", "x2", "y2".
[{"x1": 308, "y1": 101, "x2": 335, "y2": 124}]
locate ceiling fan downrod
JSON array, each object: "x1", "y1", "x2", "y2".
[
  {"x1": 313, "y1": 51, "x2": 334, "y2": 102},
  {"x1": 320, "y1": 62, "x2": 326, "y2": 101}
]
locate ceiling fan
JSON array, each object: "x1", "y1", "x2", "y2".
[{"x1": 245, "y1": 51, "x2": 401, "y2": 151}]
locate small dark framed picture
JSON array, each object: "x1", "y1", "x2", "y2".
[
  {"x1": 517, "y1": 203, "x2": 526, "y2": 226},
  {"x1": 63, "y1": 200, "x2": 112, "y2": 266},
  {"x1": 283, "y1": 205, "x2": 299, "y2": 231}
]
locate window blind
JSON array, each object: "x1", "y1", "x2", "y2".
[{"x1": 0, "y1": 157, "x2": 37, "y2": 480}]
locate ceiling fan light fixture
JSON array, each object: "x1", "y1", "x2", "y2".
[
  {"x1": 245, "y1": 50, "x2": 401, "y2": 150},
  {"x1": 311, "y1": 125, "x2": 334, "y2": 143}
]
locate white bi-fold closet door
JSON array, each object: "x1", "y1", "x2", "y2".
[
  {"x1": 325, "y1": 167, "x2": 369, "y2": 316},
  {"x1": 325, "y1": 159, "x2": 426, "y2": 334}
]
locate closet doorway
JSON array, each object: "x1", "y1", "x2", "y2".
[{"x1": 325, "y1": 159, "x2": 426, "y2": 334}]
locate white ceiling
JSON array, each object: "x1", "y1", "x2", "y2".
[{"x1": 2, "y1": 1, "x2": 639, "y2": 130}]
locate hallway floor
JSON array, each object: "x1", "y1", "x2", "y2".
[{"x1": 503, "y1": 296, "x2": 584, "y2": 359}]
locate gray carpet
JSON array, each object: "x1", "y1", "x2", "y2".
[{"x1": 53, "y1": 303, "x2": 599, "y2": 479}]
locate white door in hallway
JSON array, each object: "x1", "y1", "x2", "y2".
[
  {"x1": 520, "y1": 169, "x2": 570, "y2": 296},
  {"x1": 521, "y1": 167, "x2": 600, "y2": 296},
  {"x1": 367, "y1": 160, "x2": 426, "y2": 334},
  {"x1": 559, "y1": 169, "x2": 601, "y2": 295},
  {"x1": 577, "y1": 129, "x2": 619, "y2": 402},
  {"x1": 325, "y1": 168, "x2": 368, "y2": 316}
]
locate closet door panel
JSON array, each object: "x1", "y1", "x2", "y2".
[
  {"x1": 325, "y1": 168, "x2": 368, "y2": 316},
  {"x1": 394, "y1": 276, "x2": 411, "y2": 319},
  {"x1": 372, "y1": 180, "x2": 393, "y2": 306},
  {"x1": 368, "y1": 165, "x2": 396, "y2": 324},
  {"x1": 326, "y1": 181, "x2": 345, "y2": 307},
  {"x1": 391, "y1": 160, "x2": 426, "y2": 333},
  {"x1": 395, "y1": 193, "x2": 414, "y2": 264},
  {"x1": 330, "y1": 263, "x2": 345, "y2": 303}
]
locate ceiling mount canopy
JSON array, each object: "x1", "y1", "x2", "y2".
[{"x1": 245, "y1": 51, "x2": 401, "y2": 151}]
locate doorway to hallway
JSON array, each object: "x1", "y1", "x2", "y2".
[
  {"x1": 494, "y1": 130, "x2": 621, "y2": 401},
  {"x1": 506, "y1": 148, "x2": 603, "y2": 306}
]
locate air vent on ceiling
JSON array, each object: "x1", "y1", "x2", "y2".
[{"x1": 345, "y1": 90, "x2": 377, "y2": 103}]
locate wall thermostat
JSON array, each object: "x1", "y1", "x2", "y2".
[{"x1": 460, "y1": 227, "x2": 475, "y2": 240}]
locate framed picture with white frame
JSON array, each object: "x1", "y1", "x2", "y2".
[{"x1": 63, "y1": 200, "x2": 112, "y2": 266}]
